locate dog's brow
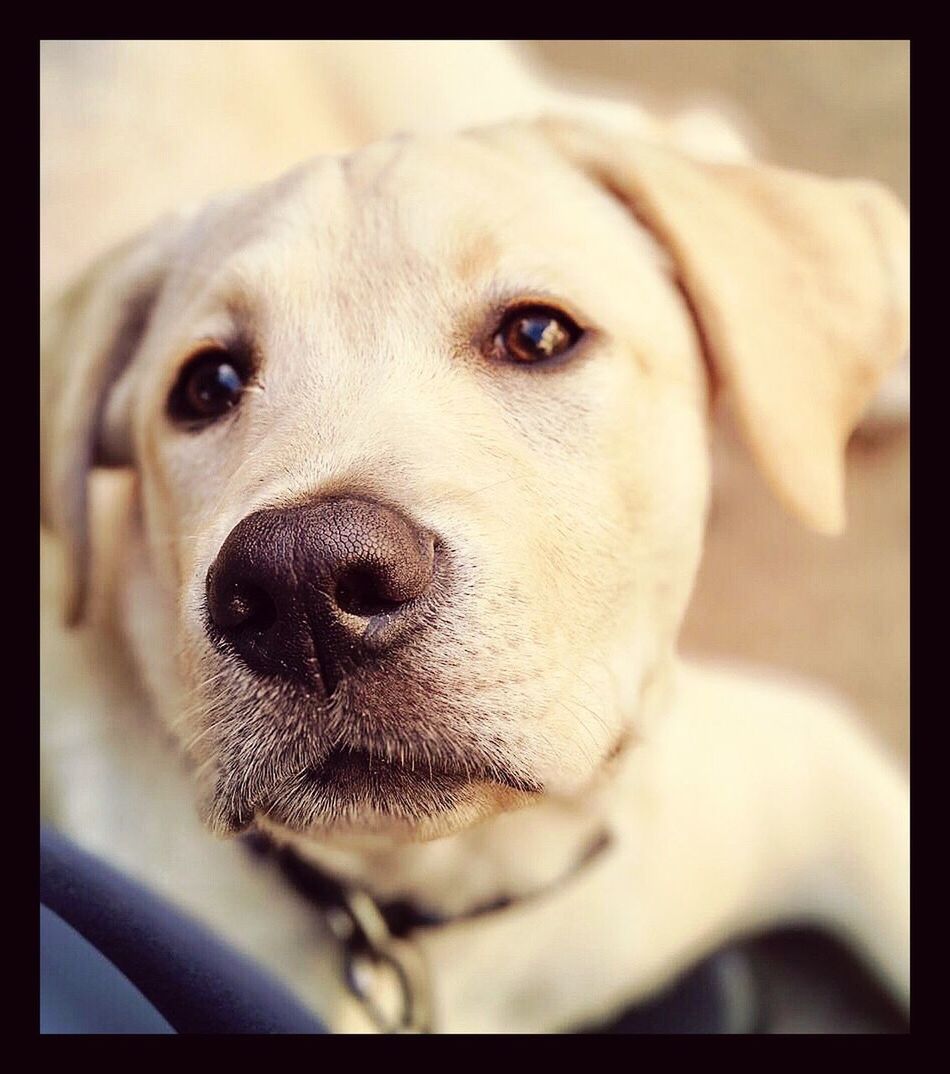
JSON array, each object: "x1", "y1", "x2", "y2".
[
  {"x1": 222, "y1": 295, "x2": 262, "y2": 340},
  {"x1": 453, "y1": 233, "x2": 502, "y2": 284}
]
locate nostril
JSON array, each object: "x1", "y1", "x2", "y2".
[
  {"x1": 205, "y1": 501, "x2": 441, "y2": 684},
  {"x1": 212, "y1": 578, "x2": 278, "y2": 633},
  {"x1": 335, "y1": 566, "x2": 406, "y2": 619}
]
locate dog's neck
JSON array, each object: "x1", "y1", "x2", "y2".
[{"x1": 259, "y1": 775, "x2": 620, "y2": 919}]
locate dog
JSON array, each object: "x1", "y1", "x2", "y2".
[{"x1": 40, "y1": 41, "x2": 910, "y2": 1033}]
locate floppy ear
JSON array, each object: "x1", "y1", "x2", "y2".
[
  {"x1": 41, "y1": 216, "x2": 187, "y2": 626},
  {"x1": 537, "y1": 117, "x2": 909, "y2": 534}
]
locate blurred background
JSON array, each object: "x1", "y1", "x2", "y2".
[
  {"x1": 531, "y1": 41, "x2": 909, "y2": 201},
  {"x1": 41, "y1": 40, "x2": 909, "y2": 763}
]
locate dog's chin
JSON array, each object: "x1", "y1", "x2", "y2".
[
  {"x1": 208, "y1": 746, "x2": 543, "y2": 844},
  {"x1": 263, "y1": 784, "x2": 538, "y2": 844}
]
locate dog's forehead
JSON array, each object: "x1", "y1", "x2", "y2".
[{"x1": 173, "y1": 128, "x2": 654, "y2": 312}]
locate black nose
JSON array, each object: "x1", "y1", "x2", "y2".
[{"x1": 206, "y1": 497, "x2": 438, "y2": 690}]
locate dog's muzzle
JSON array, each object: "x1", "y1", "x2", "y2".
[{"x1": 205, "y1": 496, "x2": 440, "y2": 692}]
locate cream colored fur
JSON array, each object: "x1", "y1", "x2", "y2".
[{"x1": 40, "y1": 41, "x2": 909, "y2": 1033}]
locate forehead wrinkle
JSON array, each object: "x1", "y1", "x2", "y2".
[
  {"x1": 170, "y1": 154, "x2": 355, "y2": 305},
  {"x1": 341, "y1": 132, "x2": 414, "y2": 197}
]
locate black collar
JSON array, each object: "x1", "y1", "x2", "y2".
[{"x1": 243, "y1": 826, "x2": 613, "y2": 940}]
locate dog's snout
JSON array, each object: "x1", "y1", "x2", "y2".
[{"x1": 206, "y1": 497, "x2": 438, "y2": 689}]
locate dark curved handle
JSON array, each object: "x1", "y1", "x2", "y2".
[{"x1": 40, "y1": 825, "x2": 327, "y2": 1034}]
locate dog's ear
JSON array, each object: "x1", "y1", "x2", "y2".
[
  {"x1": 537, "y1": 117, "x2": 909, "y2": 534},
  {"x1": 41, "y1": 215, "x2": 188, "y2": 626}
]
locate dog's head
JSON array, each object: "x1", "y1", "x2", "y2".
[{"x1": 41, "y1": 119, "x2": 908, "y2": 842}]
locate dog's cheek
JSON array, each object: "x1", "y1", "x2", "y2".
[
  {"x1": 543, "y1": 363, "x2": 711, "y2": 760},
  {"x1": 121, "y1": 432, "x2": 234, "y2": 756},
  {"x1": 134, "y1": 416, "x2": 200, "y2": 604},
  {"x1": 608, "y1": 366, "x2": 710, "y2": 623},
  {"x1": 442, "y1": 369, "x2": 705, "y2": 782},
  {"x1": 115, "y1": 504, "x2": 194, "y2": 741}
]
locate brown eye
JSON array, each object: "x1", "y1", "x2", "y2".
[
  {"x1": 494, "y1": 306, "x2": 583, "y2": 365},
  {"x1": 169, "y1": 349, "x2": 248, "y2": 424}
]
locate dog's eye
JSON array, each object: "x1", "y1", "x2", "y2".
[
  {"x1": 494, "y1": 306, "x2": 583, "y2": 365},
  {"x1": 169, "y1": 349, "x2": 248, "y2": 424}
]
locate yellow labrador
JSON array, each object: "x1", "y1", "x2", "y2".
[{"x1": 40, "y1": 42, "x2": 909, "y2": 1033}]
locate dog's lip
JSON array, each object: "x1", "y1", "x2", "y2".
[
  {"x1": 302, "y1": 745, "x2": 540, "y2": 795},
  {"x1": 211, "y1": 744, "x2": 542, "y2": 835}
]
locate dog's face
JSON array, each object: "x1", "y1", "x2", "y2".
[
  {"x1": 41, "y1": 120, "x2": 909, "y2": 844},
  {"x1": 113, "y1": 128, "x2": 712, "y2": 840}
]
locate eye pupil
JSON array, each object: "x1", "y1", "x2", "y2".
[
  {"x1": 188, "y1": 362, "x2": 242, "y2": 410},
  {"x1": 498, "y1": 307, "x2": 581, "y2": 364},
  {"x1": 170, "y1": 350, "x2": 248, "y2": 423},
  {"x1": 516, "y1": 316, "x2": 566, "y2": 357}
]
